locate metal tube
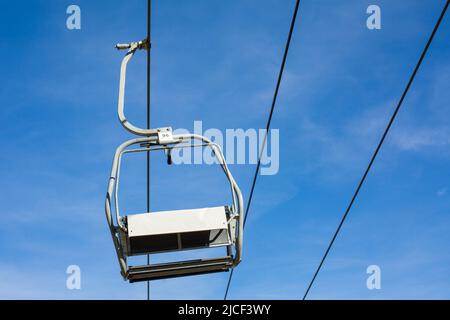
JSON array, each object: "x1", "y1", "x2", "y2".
[
  {"x1": 117, "y1": 45, "x2": 159, "y2": 136},
  {"x1": 105, "y1": 133, "x2": 244, "y2": 279}
]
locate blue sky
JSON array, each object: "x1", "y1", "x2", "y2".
[{"x1": 0, "y1": 0, "x2": 449, "y2": 299}]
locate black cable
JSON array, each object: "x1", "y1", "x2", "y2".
[
  {"x1": 146, "y1": 0, "x2": 151, "y2": 301},
  {"x1": 302, "y1": 0, "x2": 449, "y2": 300},
  {"x1": 224, "y1": 0, "x2": 301, "y2": 300}
]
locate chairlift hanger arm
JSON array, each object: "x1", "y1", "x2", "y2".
[{"x1": 117, "y1": 40, "x2": 158, "y2": 136}]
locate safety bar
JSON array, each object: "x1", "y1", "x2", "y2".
[{"x1": 105, "y1": 130, "x2": 244, "y2": 278}]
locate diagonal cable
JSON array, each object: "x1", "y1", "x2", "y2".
[
  {"x1": 224, "y1": 0, "x2": 301, "y2": 300},
  {"x1": 302, "y1": 0, "x2": 449, "y2": 300}
]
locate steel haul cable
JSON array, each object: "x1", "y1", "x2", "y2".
[
  {"x1": 302, "y1": 0, "x2": 450, "y2": 300},
  {"x1": 146, "y1": 0, "x2": 151, "y2": 301},
  {"x1": 223, "y1": 0, "x2": 301, "y2": 300}
]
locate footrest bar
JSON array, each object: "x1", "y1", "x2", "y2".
[{"x1": 127, "y1": 257, "x2": 233, "y2": 282}]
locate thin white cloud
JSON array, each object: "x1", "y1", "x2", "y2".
[{"x1": 391, "y1": 127, "x2": 450, "y2": 151}]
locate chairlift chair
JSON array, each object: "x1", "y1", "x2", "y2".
[{"x1": 105, "y1": 41, "x2": 244, "y2": 282}]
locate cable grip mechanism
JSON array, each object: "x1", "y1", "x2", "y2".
[{"x1": 115, "y1": 38, "x2": 150, "y2": 51}]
